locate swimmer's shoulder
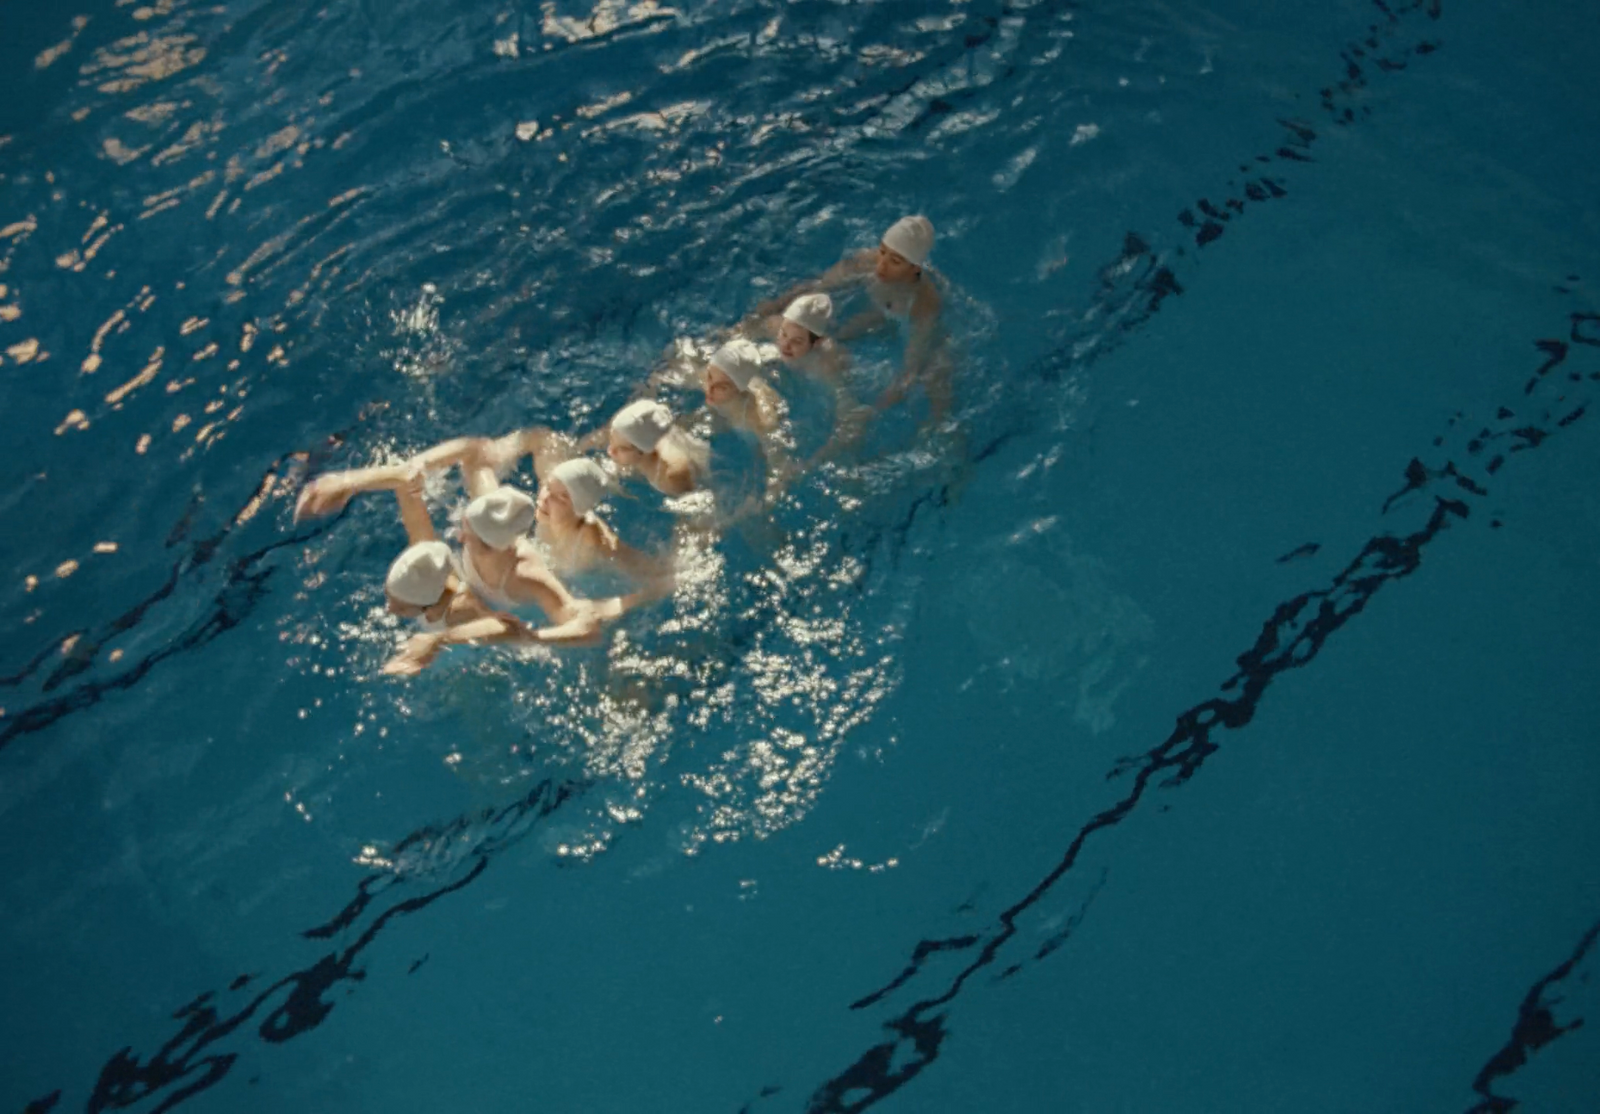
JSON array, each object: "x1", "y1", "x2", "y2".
[
  {"x1": 577, "y1": 516, "x2": 622, "y2": 559},
  {"x1": 655, "y1": 456, "x2": 698, "y2": 496},
  {"x1": 443, "y1": 585, "x2": 491, "y2": 625}
]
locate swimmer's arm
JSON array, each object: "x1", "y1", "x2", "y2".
[
  {"x1": 753, "y1": 393, "x2": 802, "y2": 498},
  {"x1": 380, "y1": 612, "x2": 530, "y2": 676},
  {"x1": 727, "y1": 311, "x2": 771, "y2": 346},
  {"x1": 753, "y1": 252, "x2": 874, "y2": 316},
  {"x1": 751, "y1": 380, "x2": 786, "y2": 436},
  {"x1": 516, "y1": 427, "x2": 578, "y2": 484},
  {"x1": 527, "y1": 592, "x2": 648, "y2": 645},
  {"x1": 511, "y1": 554, "x2": 580, "y2": 622},
  {"x1": 583, "y1": 522, "x2": 675, "y2": 599},
  {"x1": 834, "y1": 307, "x2": 887, "y2": 343},
  {"x1": 398, "y1": 437, "x2": 498, "y2": 499},
  {"x1": 820, "y1": 341, "x2": 852, "y2": 383},
  {"x1": 408, "y1": 436, "x2": 487, "y2": 474},
  {"x1": 412, "y1": 431, "x2": 542, "y2": 481},
  {"x1": 392, "y1": 473, "x2": 438, "y2": 545},
  {"x1": 575, "y1": 425, "x2": 610, "y2": 454},
  {"x1": 445, "y1": 613, "x2": 528, "y2": 644},
  {"x1": 878, "y1": 290, "x2": 945, "y2": 408},
  {"x1": 810, "y1": 388, "x2": 872, "y2": 466},
  {"x1": 295, "y1": 462, "x2": 420, "y2": 522}
]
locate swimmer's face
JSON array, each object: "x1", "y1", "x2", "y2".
[
  {"x1": 608, "y1": 428, "x2": 644, "y2": 468},
  {"x1": 536, "y1": 480, "x2": 578, "y2": 527},
  {"x1": 704, "y1": 366, "x2": 741, "y2": 407},
  {"x1": 876, "y1": 243, "x2": 919, "y2": 283},
  {"x1": 777, "y1": 319, "x2": 815, "y2": 361}
]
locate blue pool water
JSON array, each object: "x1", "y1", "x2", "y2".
[{"x1": 2, "y1": 0, "x2": 1598, "y2": 1110}]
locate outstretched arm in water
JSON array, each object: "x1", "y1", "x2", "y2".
[
  {"x1": 295, "y1": 464, "x2": 440, "y2": 546},
  {"x1": 752, "y1": 249, "x2": 876, "y2": 319},
  {"x1": 380, "y1": 583, "x2": 659, "y2": 675},
  {"x1": 380, "y1": 611, "x2": 530, "y2": 676}
]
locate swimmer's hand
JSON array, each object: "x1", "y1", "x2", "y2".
[
  {"x1": 531, "y1": 601, "x2": 609, "y2": 647},
  {"x1": 381, "y1": 632, "x2": 443, "y2": 677},
  {"x1": 294, "y1": 474, "x2": 357, "y2": 521}
]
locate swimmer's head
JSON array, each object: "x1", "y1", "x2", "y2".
[
  {"x1": 878, "y1": 215, "x2": 934, "y2": 281},
  {"x1": 779, "y1": 294, "x2": 832, "y2": 360},
  {"x1": 705, "y1": 339, "x2": 761, "y2": 406},
  {"x1": 384, "y1": 540, "x2": 453, "y2": 616},
  {"x1": 704, "y1": 367, "x2": 741, "y2": 408},
  {"x1": 539, "y1": 457, "x2": 607, "y2": 526},
  {"x1": 463, "y1": 486, "x2": 536, "y2": 550},
  {"x1": 609, "y1": 399, "x2": 674, "y2": 467}
]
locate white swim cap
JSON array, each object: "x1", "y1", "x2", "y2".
[
  {"x1": 463, "y1": 486, "x2": 536, "y2": 550},
  {"x1": 385, "y1": 541, "x2": 453, "y2": 607},
  {"x1": 881, "y1": 215, "x2": 935, "y2": 266},
  {"x1": 782, "y1": 293, "x2": 833, "y2": 337},
  {"x1": 708, "y1": 338, "x2": 764, "y2": 392},
  {"x1": 548, "y1": 457, "x2": 607, "y2": 517},
  {"x1": 612, "y1": 399, "x2": 675, "y2": 452}
]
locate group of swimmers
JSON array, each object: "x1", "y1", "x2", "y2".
[{"x1": 293, "y1": 214, "x2": 948, "y2": 676}]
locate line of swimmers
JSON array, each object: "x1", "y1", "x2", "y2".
[{"x1": 293, "y1": 215, "x2": 948, "y2": 676}]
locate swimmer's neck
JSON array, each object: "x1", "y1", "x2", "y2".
[{"x1": 712, "y1": 394, "x2": 758, "y2": 430}]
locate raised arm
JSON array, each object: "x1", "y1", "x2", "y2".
[
  {"x1": 403, "y1": 436, "x2": 503, "y2": 500},
  {"x1": 391, "y1": 472, "x2": 439, "y2": 545},
  {"x1": 521, "y1": 427, "x2": 576, "y2": 484}
]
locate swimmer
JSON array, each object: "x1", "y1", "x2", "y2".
[
  {"x1": 535, "y1": 456, "x2": 674, "y2": 596},
  {"x1": 745, "y1": 294, "x2": 872, "y2": 467},
  {"x1": 747, "y1": 293, "x2": 851, "y2": 386},
  {"x1": 703, "y1": 339, "x2": 784, "y2": 439},
  {"x1": 293, "y1": 464, "x2": 543, "y2": 676},
  {"x1": 702, "y1": 338, "x2": 805, "y2": 501},
  {"x1": 759, "y1": 215, "x2": 951, "y2": 421},
  {"x1": 603, "y1": 399, "x2": 709, "y2": 497}
]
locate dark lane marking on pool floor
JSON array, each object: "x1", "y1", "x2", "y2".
[
  {"x1": 40, "y1": 775, "x2": 592, "y2": 1114},
  {"x1": 1275, "y1": 541, "x2": 1322, "y2": 564},
  {"x1": 795, "y1": 310, "x2": 1593, "y2": 1114},
  {"x1": 1466, "y1": 916, "x2": 1600, "y2": 1113}
]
